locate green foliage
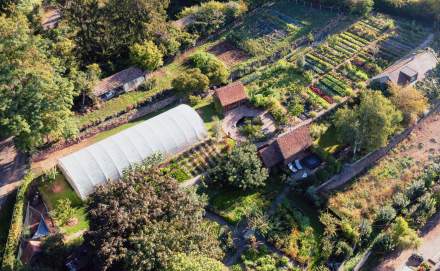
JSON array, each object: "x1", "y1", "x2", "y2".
[
  {"x1": 51, "y1": 199, "x2": 76, "y2": 226},
  {"x1": 0, "y1": 14, "x2": 76, "y2": 152},
  {"x1": 207, "y1": 143, "x2": 268, "y2": 191},
  {"x1": 130, "y1": 40, "x2": 164, "y2": 71},
  {"x1": 241, "y1": 245, "x2": 293, "y2": 271},
  {"x1": 375, "y1": 205, "x2": 397, "y2": 226},
  {"x1": 389, "y1": 217, "x2": 421, "y2": 250},
  {"x1": 172, "y1": 68, "x2": 210, "y2": 93},
  {"x1": 333, "y1": 91, "x2": 403, "y2": 156},
  {"x1": 84, "y1": 157, "x2": 222, "y2": 270},
  {"x1": 187, "y1": 52, "x2": 230, "y2": 85},
  {"x1": 1, "y1": 173, "x2": 34, "y2": 271},
  {"x1": 168, "y1": 253, "x2": 227, "y2": 271},
  {"x1": 181, "y1": 1, "x2": 247, "y2": 36}
]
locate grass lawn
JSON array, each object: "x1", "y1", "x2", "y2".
[
  {"x1": 0, "y1": 191, "x2": 17, "y2": 265},
  {"x1": 208, "y1": 176, "x2": 284, "y2": 224},
  {"x1": 192, "y1": 96, "x2": 223, "y2": 135},
  {"x1": 92, "y1": 103, "x2": 177, "y2": 143},
  {"x1": 38, "y1": 173, "x2": 89, "y2": 237}
]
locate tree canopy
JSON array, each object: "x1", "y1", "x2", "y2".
[
  {"x1": 130, "y1": 40, "x2": 164, "y2": 71},
  {"x1": 187, "y1": 52, "x2": 230, "y2": 85},
  {"x1": 388, "y1": 83, "x2": 428, "y2": 124},
  {"x1": 0, "y1": 13, "x2": 76, "y2": 151},
  {"x1": 84, "y1": 156, "x2": 223, "y2": 270},
  {"x1": 333, "y1": 91, "x2": 403, "y2": 156},
  {"x1": 207, "y1": 143, "x2": 269, "y2": 190},
  {"x1": 172, "y1": 68, "x2": 210, "y2": 93}
]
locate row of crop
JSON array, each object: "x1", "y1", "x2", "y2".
[
  {"x1": 305, "y1": 54, "x2": 332, "y2": 74},
  {"x1": 307, "y1": 88, "x2": 331, "y2": 107},
  {"x1": 321, "y1": 74, "x2": 352, "y2": 96}
]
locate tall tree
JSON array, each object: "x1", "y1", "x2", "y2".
[
  {"x1": 0, "y1": 13, "x2": 75, "y2": 151},
  {"x1": 84, "y1": 156, "x2": 223, "y2": 270},
  {"x1": 333, "y1": 91, "x2": 402, "y2": 156},
  {"x1": 207, "y1": 143, "x2": 269, "y2": 190}
]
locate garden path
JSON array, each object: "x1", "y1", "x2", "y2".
[
  {"x1": 204, "y1": 210, "x2": 294, "y2": 267},
  {"x1": 222, "y1": 106, "x2": 276, "y2": 142}
]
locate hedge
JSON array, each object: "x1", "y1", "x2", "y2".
[{"x1": 1, "y1": 172, "x2": 34, "y2": 271}]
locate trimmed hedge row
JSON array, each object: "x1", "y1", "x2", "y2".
[{"x1": 1, "y1": 173, "x2": 34, "y2": 271}]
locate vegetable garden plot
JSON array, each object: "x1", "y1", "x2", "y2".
[
  {"x1": 164, "y1": 139, "x2": 225, "y2": 182},
  {"x1": 227, "y1": 0, "x2": 336, "y2": 56}
]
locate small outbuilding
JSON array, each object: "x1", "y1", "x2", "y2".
[
  {"x1": 94, "y1": 67, "x2": 147, "y2": 101},
  {"x1": 259, "y1": 126, "x2": 313, "y2": 168},
  {"x1": 371, "y1": 49, "x2": 438, "y2": 87},
  {"x1": 58, "y1": 105, "x2": 208, "y2": 199},
  {"x1": 215, "y1": 81, "x2": 248, "y2": 112}
]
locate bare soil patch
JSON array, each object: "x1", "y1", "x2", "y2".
[{"x1": 208, "y1": 41, "x2": 249, "y2": 67}]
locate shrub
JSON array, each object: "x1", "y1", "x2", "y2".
[
  {"x1": 129, "y1": 40, "x2": 163, "y2": 71},
  {"x1": 172, "y1": 68, "x2": 209, "y2": 94},
  {"x1": 187, "y1": 52, "x2": 229, "y2": 85},
  {"x1": 188, "y1": 95, "x2": 203, "y2": 106},
  {"x1": 51, "y1": 199, "x2": 76, "y2": 226},
  {"x1": 335, "y1": 241, "x2": 353, "y2": 260},
  {"x1": 375, "y1": 205, "x2": 397, "y2": 226}
]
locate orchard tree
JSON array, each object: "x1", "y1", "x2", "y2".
[
  {"x1": 207, "y1": 143, "x2": 269, "y2": 190},
  {"x1": 130, "y1": 40, "x2": 164, "y2": 71},
  {"x1": 0, "y1": 14, "x2": 76, "y2": 151},
  {"x1": 333, "y1": 91, "x2": 402, "y2": 156},
  {"x1": 84, "y1": 155, "x2": 223, "y2": 270},
  {"x1": 172, "y1": 68, "x2": 210, "y2": 93}
]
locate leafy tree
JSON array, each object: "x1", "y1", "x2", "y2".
[
  {"x1": 168, "y1": 253, "x2": 227, "y2": 271},
  {"x1": 187, "y1": 52, "x2": 229, "y2": 85},
  {"x1": 207, "y1": 143, "x2": 268, "y2": 191},
  {"x1": 73, "y1": 63, "x2": 101, "y2": 109},
  {"x1": 333, "y1": 91, "x2": 402, "y2": 156},
  {"x1": 388, "y1": 83, "x2": 428, "y2": 124},
  {"x1": 0, "y1": 13, "x2": 76, "y2": 151},
  {"x1": 84, "y1": 155, "x2": 222, "y2": 270},
  {"x1": 172, "y1": 68, "x2": 209, "y2": 93},
  {"x1": 64, "y1": 0, "x2": 172, "y2": 65},
  {"x1": 129, "y1": 40, "x2": 164, "y2": 71}
]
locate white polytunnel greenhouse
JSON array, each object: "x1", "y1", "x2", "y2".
[{"x1": 58, "y1": 104, "x2": 208, "y2": 200}]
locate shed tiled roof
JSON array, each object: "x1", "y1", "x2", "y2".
[
  {"x1": 372, "y1": 49, "x2": 438, "y2": 85},
  {"x1": 259, "y1": 126, "x2": 313, "y2": 168},
  {"x1": 259, "y1": 144, "x2": 283, "y2": 168},
  {"x1": 93, "y1": 67, "x2": 145, "y2": 97},
  {"x1": 215, "y1": 81, "x2": 247, "y2": 108},
  {"x1": 275, "y1": 126, "x2": 313, "y2": 162}
]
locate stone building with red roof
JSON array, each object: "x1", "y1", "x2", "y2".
[
  {"x1": 215, "y1": 81, "x2": 248, "y2": 112},
  {"x1": 259, "y1": 126, "x2": 313, "y2": 168}
]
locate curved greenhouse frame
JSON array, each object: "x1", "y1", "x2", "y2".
[{"x1": 58, "y1": 104, "x2": 207, "y2": 199}]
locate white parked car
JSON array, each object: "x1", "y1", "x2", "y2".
[
  {"x1": 288, "y1": 162, "x2": 297, "y2": 173},
  {"x1": 295, "y1": 160, "x2": 303, "y2": 170}
]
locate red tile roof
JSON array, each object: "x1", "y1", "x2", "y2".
[
  {"x1": 259, "y1": 144, "x2": 283, "y2": 168},
  {"x1": 215, "y1": 81, "x2": 247, "y2": 108},
  {"x1": 276, "y1": 126, "x2": 313, "y2": 162},
  {"x1": 93, "y1": 67, "x2": 145, "y2": 97},
  {"x1": 259, "y1": 126, "x2": 313, "y2": 168}
]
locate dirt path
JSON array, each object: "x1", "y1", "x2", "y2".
[
  {"x1": 375, "y1": 211, "x2": 440, "y2": 271},
  {"x1": 0, "y1": 137, "x2": 28, "y2": 208}
]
